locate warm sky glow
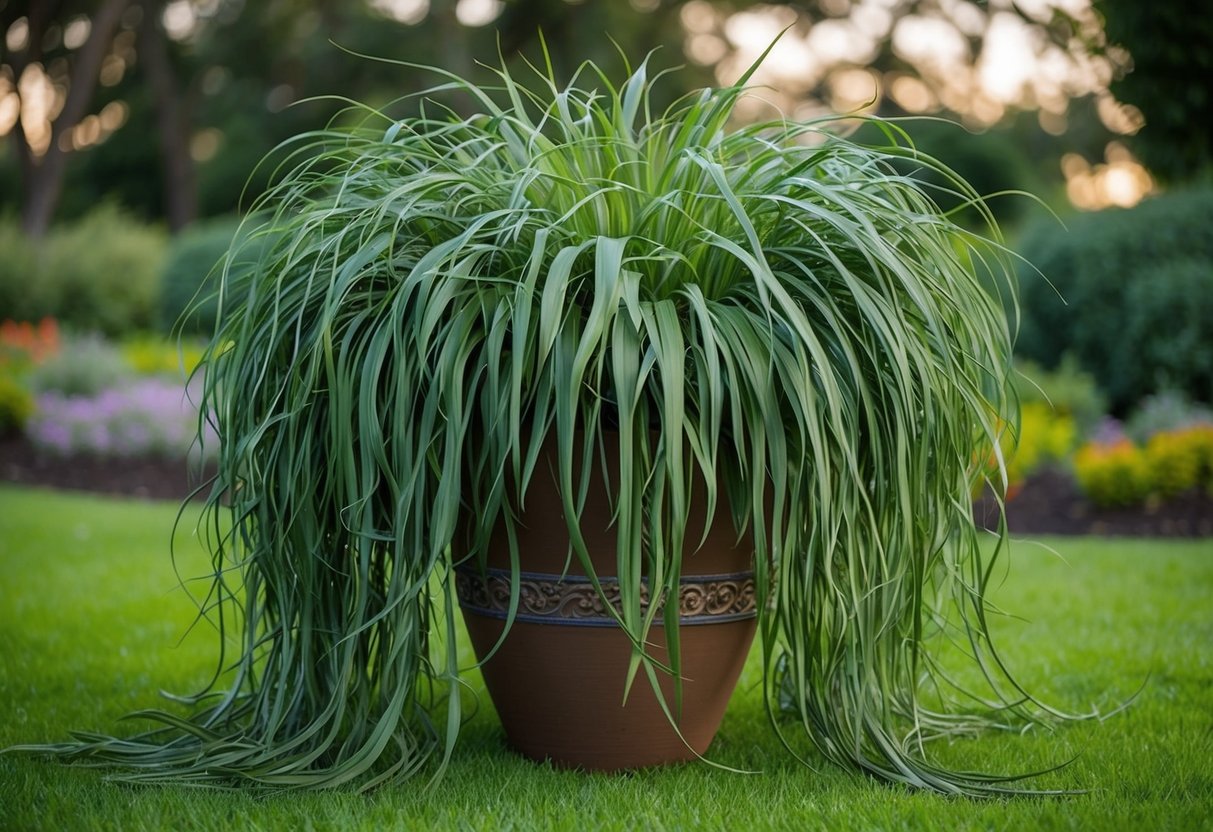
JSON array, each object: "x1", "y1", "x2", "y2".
[
  {"x1": 702, "y1": 0, "x2": 1117, "y2": 124},
  {"x1": 2, "y1": 1, "x2": 1154, "y2": 210},
  {"x1": 454, "y1": 0, "x2": 504, "y2": 28},
  {"x1": 370, "y1": 0, "x2": 431, "y2": 26},
  {"x1": 685, "y1": 0, "x2": 1152, "y2": 208}
]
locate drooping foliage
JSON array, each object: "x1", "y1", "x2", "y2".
[{"x1": 28, "y1": 50, "x2": 1074, "y2": 794}]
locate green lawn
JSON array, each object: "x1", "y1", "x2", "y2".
[{"x1": 1, "y1": 485, "x2": 1210, "y2": 831}]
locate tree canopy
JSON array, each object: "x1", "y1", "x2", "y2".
[
  {"x1": 0, "y1": 0, "x2": 1179, "y2": 232},
  {"x1": 1095, "y1": 0, "x2": 1213, "y2": 183}
]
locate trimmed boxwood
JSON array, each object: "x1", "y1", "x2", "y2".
[
  {"x1": 158, "y1": 216, "x2": 268, "y2": 336},
  {"x1": 1015, "y1": 187, "x2": 1213, "y2": 412}
]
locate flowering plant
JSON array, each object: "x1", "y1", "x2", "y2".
[
  {"x1": 0, "y1": 318, "x2": 60, "y2": 434},
  {"x1": 26, "y1": 378, "x2": 216, "y2": 460},
  {"x1": 0, "y1": 318, "x2": 60, "y2": 368},
  {"x1": 1073, "y1": 422, "x2": 1213, "y2": 506}
]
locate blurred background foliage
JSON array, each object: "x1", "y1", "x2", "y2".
[
  {"x1": 1093, "y1": 0, "x2": 1213, "y2": 184},
  {"x1": 1, "y1": 0, "x2": 1210, "y2": 481},
  {"x1": 5, "y1": 0, "x2": 1206, "y2": 235},
  {"x1": 1015, "y1": 187, "x2": 1213, "y2": 413}
]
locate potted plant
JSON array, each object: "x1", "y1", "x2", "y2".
[{"x1": 29, "y1": 48, "x2": 1064, "y2": 795}]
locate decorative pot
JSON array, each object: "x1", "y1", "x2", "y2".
[{"x1": 456, "y1": 434, "x2": 758, "y2": 770}]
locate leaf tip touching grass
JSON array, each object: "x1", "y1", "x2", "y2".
[{"x1": 9, "y1": 43, "x2": 1095, "y2": 796}]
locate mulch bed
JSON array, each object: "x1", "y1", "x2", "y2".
[
  {"x1": 975, "y1": 467, "x2": 1213, "y2": 538},
  {"x1": 0, "y1": 435, "x2": 216, "y2": 503},
  {"x1": 2, "y1": 437, "x2": 1210, "y2": 537}
]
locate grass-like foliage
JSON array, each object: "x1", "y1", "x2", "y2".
[{"x1": 24, "y1": 47, "x2": 1072, "y2": 794}]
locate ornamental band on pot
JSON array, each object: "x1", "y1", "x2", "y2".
[{"x1": 17, "y1": 45, "x2": 1090, "y2": 794}]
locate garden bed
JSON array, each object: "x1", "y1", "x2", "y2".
[
  {"x1": 974, "y1": 467, "x2": 1213, "y2": 538},
  {"x1": 3, "y1": 436, "x2": 1209, "y2": 537},
  {"x1": 0, "y1": 435, "x2": 214, "y2": 502}
]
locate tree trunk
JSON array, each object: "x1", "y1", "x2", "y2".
[
  {"x1": 139, "y1": 0, "x2": 197, "y2": 232},
  {"x1": 432, "y1": 0, "x2": 473, "y2": 109},
  {"x1": 15, "y1": 0, "x2": 130, "y2": 237}
]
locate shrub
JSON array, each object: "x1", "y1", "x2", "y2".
[
  {"x1": 976, "y1": 400, "x2": 1076, "y2": 498},
  {"x1": 1126, "y1": 391, "x2": 1213, "y2": 443},
  {"x1": 158, "y1": 216, "x2": 266, "y2": 336},
  {"x1": 1073, "y1": 439, "x2": 1152, "y2": 507},
  {"x1": 980, "y1": 357, "x2": 1097, "y2": 495},
  {"x1": 157, "y1": 218, "x2": 234, "y2": 336},
  {"x1": 1074, "y1": 423, "x2": 1213, "y2": 506},
  {"x1": 28, "y1": 333, "x2": 131, "y2": 397},
  {"x1": 1015, "y1": 187, "x2": 1213, "y2": 412},
  {"x1": 0, "y1": 374, "x2": 34, "y2": 435},
  {"x1": 0, "y1": 223, "x2": 41, "y2": 323},
  {"x1": 1012, "y1": 402, "x2": 1076, "y2": 481},
  {"x1": 1144, "y1": 424, "x2": 1213, "y2": 498},
  {"x1": 0, "y1": 208, "x2": 167, "y2": 337},
  {"x1": 121, "y1": 335, "x2": 205, "y2": 378},
  {"x1": 1192, "y1": 426, "x2": 1213, "y2": 490},
  {"x1": 1013, "y1": 356, "x2": 1106, "y2": 436},
  {"x1": 40, "y1": 207, "x2": 168, "y2": 336},
  {"x1": 1124, "y1": 259, "x2": 1213, "y2": 403},
  {"x1": 1145, "y1": 430, "x2": 1200, "y2": 498}
]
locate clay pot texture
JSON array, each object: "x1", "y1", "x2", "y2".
[{"x1": 457, "y1": 432, "x2": 758, "y2": 770}]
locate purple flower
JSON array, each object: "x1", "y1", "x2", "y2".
[
  {"x1": 1089, "y1": 417, "x2": 1127, "y2": 447},
  {"x1": 26, "y1": 376, "x2": 220, "y2": 460}
]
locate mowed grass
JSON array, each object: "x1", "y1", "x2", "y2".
[{"x1": 0, "y1": 484, "x2": 1210, "y2": 832}]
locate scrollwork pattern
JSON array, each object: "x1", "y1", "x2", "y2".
[{"x1": 455, "y1": 567, "x2": 757, "y2": 625}]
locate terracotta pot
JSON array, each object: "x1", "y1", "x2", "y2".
[{"x1": 456, "y1": 433, "x2": 757, "y2": 770}]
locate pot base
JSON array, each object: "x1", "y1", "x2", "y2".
[
  {"x1": 457, "y1": 563, "x2": 758, "y2": 770},
  {"x1": 462, "y1": 606, "x2": 757, "y2": 770}
]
